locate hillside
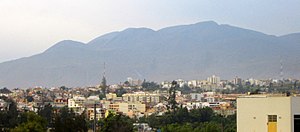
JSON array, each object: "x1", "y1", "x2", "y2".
[{"x1": 0, "y1": 21, "x2": 300, "y2": 88}]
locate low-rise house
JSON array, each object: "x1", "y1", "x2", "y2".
[{"x1": 53, "y1": 97, "x2": 68, "y2": 108}]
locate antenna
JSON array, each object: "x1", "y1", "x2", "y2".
[
  {"x1": 280, "y1": 57, "x2": 283, "y2": 81},
  {"x1": 103, "y1": 62, "x2": 106, "y2": 78}
]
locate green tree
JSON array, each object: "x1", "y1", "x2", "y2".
[
  {"x1": 161, "y1": 123, "x2": 193, "y2": 132},
  {"x1": 99, "y1": 112, "x2": 133, "y2": 132},
  {"x1": 0, "y1": 99, "x2": 19, "y2": 130},
  {"x1": 167, "y1": 81, "x2": 178, "y2": 111},
  {"x1": 177, "y1": 84, "x2": 192, "y2": 94},
  {"x1": 53, "y1": 107, "x2": 88, "y2": 132},
  {"x1": 116, "y1": 87, "x2": 127, "y2": 97},
  {"x1": 141, "y1": 80, "x2": 160, "y2": 91},
  {"x1": 100, "y1": 76, "x2": 107, "y2": 96},
  {"x1": 38, "y1": 103, "x2": 53, "y2": 127},
  {"x1": 11, "y1": 112, "x2": 47, "y2": 132},
  {"x1": 198, "y1": 122, "x2": 221, "y2": 132},
  {"x1": 174, "y1": 107, "x2": 190, "y2": 123}
]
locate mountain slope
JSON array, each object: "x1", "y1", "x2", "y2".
[{"x1": 0, "y1": 21, "x2": 300, "y2": 88}]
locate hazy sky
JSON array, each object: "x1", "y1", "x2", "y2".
[{"x1": 0, "y1": 0, "x2": 299, "y2": 62}]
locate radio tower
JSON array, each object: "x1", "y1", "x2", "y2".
[
  {"x1": 280, "y1": 57, "x2": 283, "y2": 81},
  {"x1": 103, "y1": 62, "x2": 106, "y2": 79},
  {"x1": 280, "y1": 57, "x2": 284, "y2": 87}
]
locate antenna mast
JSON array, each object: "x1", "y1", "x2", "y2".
[
  {"x1": 280, "y1": 57, "x2": 283, "y2": 81},
  {"x1": 103, "y1": 62, "x2": 106, "y2": 78}
]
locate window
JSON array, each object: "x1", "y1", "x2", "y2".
[
  {"x1": 268, "y1": 115, "x2": 277, "y2": 122},
  {"x1": 268, "y1": 115, "x2": 277, "y2": 132}
]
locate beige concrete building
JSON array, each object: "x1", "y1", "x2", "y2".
[
  {"x1": 68, "y1": 96, "x2": 86, "y2": 114},
  {"x1": 237, "y1": 95, "x2": 300, "y2": 132},
  {"x1": 106, "y1": 93, "x2": 117, "y2": 100},
  {"x1": 122, "y1": 92, "x2": 160, "y2": 104},
  {"x1": 104, "y1": 102, "x2": 146, "y2": 116},
  {"x1": 87, "y1": 107, "x2": 105, "y2": 120}
]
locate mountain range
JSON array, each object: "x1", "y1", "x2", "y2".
[{"x1": 1, "y1": 21, "x2": 300, "y2": 88}]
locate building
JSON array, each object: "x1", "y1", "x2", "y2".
[
  {"x1": 237, "y1": 95, "x2": 300, "y2": 132},
  {"x1": 106, "y1": 93, "x2": 117, "y2": 100},
  {"x1": 161, "y1": 81, "x2": 172, "y2": 88},
  {"x1": 0, "y1": 99, "x2": 7, "y2": 110},
  {"x1": 53, "y1": 97, "x2": 68, "y2": 108},
  {"x1": 207, "y1": 75, "x2": 220, "y2": 85},
  {"x1": 188, "y1": 80, "x2": 197, "y2": 88},
  {"x1": 68, "y1": 96, "x2": 86, "y2": 114},
  {"x1": 127, "y1": 77, "x2": 142, "y2": 86},
  {"x1": 175, "y1": 79, "x2": 186, "y2": 87},
  {"x1": 86, "y1": 104, "x2": 105, "y2": 120},
  {"x1": 122, "y1": 92, "x2": 160, "y2": 104},
  {"x1": 190, "y1": 93, "x2": 204, "y2": 101},
  {"x1": 104, "y1": 102, "x2": 146, "y2": 117},
  {"x1": 233, "y1": 76, "x2": 242, "y2": 85}
]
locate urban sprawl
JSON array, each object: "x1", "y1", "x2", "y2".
[{"x1": 0, "y1": 75, "x2": 300, "y2": 131}]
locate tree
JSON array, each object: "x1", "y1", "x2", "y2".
[
  {"x1": 53, "y1": 107, "x2": 88, "y2": 132},
  {"x1": 116, "y1": 87, "x2": 127, "y2": 97},
  {"x1": 11, "y1": 112, "x2": 47, "y2": 132},
  {"x1": 7, "y1": 99, "x2": 19, "y2": 128},
  {"x1": 99, "y1": 112, "x2": 133, "y2": 132},
  {"x1": 124, "y1": 81, "x2": 130, "y2": 86},
  {"x1": 197, "y1": 122, "x2": 222, "y2": 132},
  {"x1": 178, "y1": 84, "x2": 192, "y2": 94},
  {"x1": 141, "y1": 106, "x2": 236, "y2": 131},
  {"x1": 141, "y1": 80, "x2": 160, "y2": 91},
  {"x1": 161, "y1": 123, "x2": 193, "y2": 132},
  {"x1": 60, "y1": 86, "x2": 67, "y2": 91},
  {"x1": 38, "y1": 103, "x2": 53, "y2": 127},
  {"x1": 174, "y1": 107, "x2": 190, "y2": 123},
  {"x1": 0, "y1": 99, "x2": 19, "y2": 130},
  {"x1": 167, "y1": 81, "x2": 178, "y2": 111},
  {"x1": 100, "y1": 76, "x2": 107, "y2": 96}
]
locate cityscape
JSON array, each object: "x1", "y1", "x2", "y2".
[
  {"x1": 1, "y1": 0, "x2": 300, "y2": 132},
  {"x1": 0, "y1": 75, "x2": 300, "y2": 131}
]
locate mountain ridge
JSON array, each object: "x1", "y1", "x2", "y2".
[{"x1": 1, "y1": 21, "x2": 300, "y2": 88}]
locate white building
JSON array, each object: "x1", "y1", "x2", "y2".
[
  {"x1": 68, "y1": 96, "x2": 86, "y2": 114},
  {"x1": 175, "y1": 79, "x2": 186, "y2": 87},
  {"x1": 233, "y1": 76, "x2": 242, "y2": 85},
  {"x1": 190, "y1": 93, "x2": 204, "y2": 101},
  {"x1": 207, "y1": 75, "x2": 220, "y2": 85},
  {"x1": 161, "y1": 81, "x2": 172, "y2": 88},
  {"x1": 188, "y1": 80, "x2": 197, "y2": 88}
]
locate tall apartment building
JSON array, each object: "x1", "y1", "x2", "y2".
[
  {"x1": 207, "y1": 75, "x2": 220, "y2": 85},
  {"x1": 233, "y1": 76, "x2": 242, "y2": 85},
  {"x1": 237, "y1": 95, "x2": 300, "y2": 132}
]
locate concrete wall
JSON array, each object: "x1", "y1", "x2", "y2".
[{"x1": 237, "y1": 96, "x2": 296, "y2": 132}]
